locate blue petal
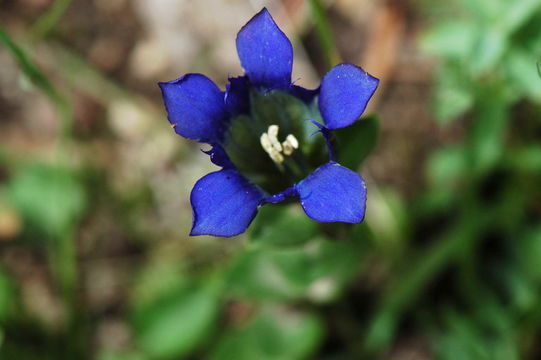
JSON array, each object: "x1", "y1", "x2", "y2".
[
  {"x1": 159, "y1": 74, "x2": 227, "y2": 143},
  {"x1": 318, "y1": 63, "x2": 379, "y2": 130},
  {"x1": 190, "y1": 169, "x2": 264, "y2": 237},
  {"x1": 263, "y1": 186, "x2": 298, "y2": 204},
  {"x1": 225, "y1": 76, "x2": 250, "y2": 116},
  {"x1": 236, "y1": 8, "x2": 293, "y2": 89},
  {"x1": 296, "y1": 162, "x2": 367, "y2": 223},
  {"x1": 202, "y1": 145, "x2": 234, "y2": 169}
]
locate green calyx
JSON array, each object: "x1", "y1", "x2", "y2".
[{"x1": 223, "y1": 90, "x2": 328, "y2": 194}]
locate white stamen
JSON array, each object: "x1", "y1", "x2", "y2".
[
  {"x1": 286, "y1": 134, "x2": 299, "y2": 149},
  {"x1": 268, "y1": 125, "x2": 279, "y2": 137},
  {"x1": 259, "y1": 124, "x2": 299, "y2": 165},
  {"x1": 269, "y1": 149, "x2": 284, "y2": 163},
  {"x1": 282, "y1": 141, "x2": 294, "y2": 155},
  {"x1": 260, "y1": 133, "x2": 273, "y2": 153},
  {"x1": 267, "y1": 125, "x2": 282, "y2": 152}
]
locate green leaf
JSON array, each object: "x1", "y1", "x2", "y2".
[
  {"x1": 227, "y1": 235, "x2": 367, "y2": 302},
  {"x1": 308, "y1": 0, "x2": 340, "y2": 69},
  {"x1": 420, "y1": 21, "x2": 476, "y2": 59},
  {"x1": 506, "y1": 145, "x2": 541, "y2": 172},
  {"x1": 435, "y1": 305, "x2": 520, "y2": 360},
  {"x1": 0, "y1": 269, "x2": 15, "y2": 322},
  {"x1": 210, "y1": 306, "x2": 323, "y2": 360},
  {"x1": 426, "y1": 146, "x2": 467, "y2": 187},
  {"x1": 470, "y1": 29, "x2": 508, "y2": 74},
  {"x1": 133, "y1": 285, "x2": 220, "y2": 359},
  {"x1": 6, "y1": 165, "x2": 86, "y2": 237},
  {"x1": 334, "y1": 115, "x2": 379, "y2": 170},
  {"x1": 467, "y1": 87, "x2": 509, "y2": 175},
  {"x1": 516, "y1": 227, "x2": 541, "y2": 281},
  {"x1": 249, "y1": 206, "x2": 318, "y2": 247},
  {"x1": 97, "y1": 352, "x2": 147, "y2": 360},
  {"x1": 457, "y1": 0, "x2": 501, "y2": 21},
  {"x1": 0, "y1": 28, "x2": 73, "y2": 136},
  {"x1": 433, "y1": 65, "x2": 474, "y2": 124},
  {"x1": 498, "y1": 0, "x2": 541, "y2": 34},
  {"x1": 505, "y1": 50, "x2": 541, "y2": 100}
]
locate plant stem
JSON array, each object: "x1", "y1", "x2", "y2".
[{"x1": 308, "y1": 0, "x2": 341, "y2": 70}]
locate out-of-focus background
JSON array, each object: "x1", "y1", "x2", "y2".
[{"x1": 1, "y1": 0, "x2": 541, "y2": 359}]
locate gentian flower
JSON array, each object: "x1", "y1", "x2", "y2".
[{"x1": 159, "y1": 8, "x2": 379, "y2": 237}]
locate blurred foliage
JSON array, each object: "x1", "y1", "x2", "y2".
[{"x1": 1, "y1": 0, "x2": 541, "y2": 359}]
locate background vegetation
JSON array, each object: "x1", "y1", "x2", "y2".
[{"x1": 1, "y1": 0, "x2": 540, "y2": 359}]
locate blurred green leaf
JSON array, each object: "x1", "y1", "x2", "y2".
[
  {"x1": 421, "y1": 21, "x2": 476, "y2": 59},
  {"x1": 436, "y1": 305, "x2": 519, "y2": 360},
  {"x1": 506, "y1": 145, "x2": 541, "y2": 172},
  {"x1": 249, "y1": 206, "x2": 318, "y2": 247},
  {"x1": 97, "y1": 352, "x2": 147, "y2": 360},
  {"x1": 210, "y1": 306, "x2": 323, "y2": 360},
  {"x1": 31, "y1": 0, "x2": 73, "y2": 39},
  {"x1": 0, "y1": 28, "x2": 73, "y2": 137},
  {"x1": 498, "y1": 0, "x2": 541, "y2": 33},
  {"x1": 6, "y1": 165, "x2": 86, "y2": 237},
  {"x1": 471, "y1": 29, "x2": 508, "y2": 75},
  {"x1": 426, "y1": 146, "x2": 466, "y2": 187},
  {"x1": 308, "y1": 0, "x2": 340, "y2": 69},
  {"x1": 432, "y1": 65, "x2": 474, "y2": 123},
  {"x1": 131, "y1": 261, "x2": 190, "y2": 310},
  {"x1": 334, "y1": 115, "x2": 379, "y2": 170},
  {"x1": 228, "y1": 235, "x2": 366, "y2": 303},
  {"x1": 457, "y1": 0, "x2": 540, "y2": 32},
  {"x1": 467, "y1": 88, "x2": 509, "y2": 175},
  {"x1": 457, "y1": 0, "x2": 500, "y2": 21},
  {"x1": 0, "y1": 269, "x2": 15, "y2": 322},
  {"x1": 505, "y1": 50, "x2": 541, "y2": 100},
  {"x1": 516, "y1": 227, "x2": 541, "y2": 281},
  {"x1": 133, "y1": 285, "x2": 220, "y2": 359}
]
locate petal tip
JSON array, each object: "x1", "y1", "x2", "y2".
[
  {"x1": 236, "y1": 7, "x2": 293, "y2": 88},
  {"x1": 189, "y1": 169, "x2": 263, "y2": 237},
  {"x1": 296, "y1": 163, "x2": 367, "y2": 223},
  {"x1": 319, "y1": 63, "x2": 379, "y2": 130},
  {"x1": 159, "y1": 73, "x2": 226, "y2": 143}
]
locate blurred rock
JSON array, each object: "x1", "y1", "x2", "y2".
[
  {"x1": 129, "y1": 37, "x2": 170, "y2": 81},
  {"x1": 133, "y1": 0, "x2": 318, "y2": 87},
  {"x1": 88, "y1": 37, "x2": 130, "y2": 73},
  {"x1": 0, "y1": 207, "x2": 22, "y2": 240},
  {"x1": 95, "y1": 319, "x2": 132, "y2": 351},
  {"x1": 108, "y1": 100, "x2": 151, "y2": 140}
]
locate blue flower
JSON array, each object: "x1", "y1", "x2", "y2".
[{"x1": 159, "y1": 8, "x2": 379, "y2": 237}]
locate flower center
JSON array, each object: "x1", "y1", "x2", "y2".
[{"x1": 259, "y1": 124, "x2": 299, "y2": 164}]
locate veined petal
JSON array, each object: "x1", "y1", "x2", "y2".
[
  {"x1": 296, "y1": 162, "x2": 367, "y2": 223},
  {"x1": 159, "y1": 74, "x2": 227, "y2": 143},
  {"x1": 236, "y1": 8, "x2": 293, "y2": 89},
  {"x1": 190, "y1": 169, "x2": 264, "y2": 237},
  {"x1": 318, "y1": 63, "x2": 379, "y2": 130}
]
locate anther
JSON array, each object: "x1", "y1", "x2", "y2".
[
  {"x1": 260, "y1": 133, "x2": 273, "y2": 153},
  {"x1": 260, "y1": 124, "x2": 299, "y2": 165},
  {"x1": 282, "y1": 134, "x2": 299, "y2": 156},
  {"x1": 269, "y1": 149, "x2": 284, "y2": 163},
  {"x1": 267, "y1": 125, "x2": 282, "y2": 152},
  {"x1": 286, "y1": 134, "x2": 299, "y2": 149}
]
